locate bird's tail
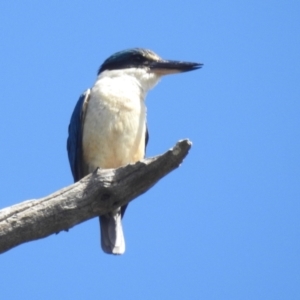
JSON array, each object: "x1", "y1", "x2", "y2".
[{"x1": 99, "y1": 208, "x2": 125, "y2": 255}]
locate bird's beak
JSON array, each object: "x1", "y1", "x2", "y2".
[{"x1": 150, "y1": 59, "x2": 203, "y2": 75}]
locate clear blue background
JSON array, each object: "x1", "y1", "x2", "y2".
[{"x1": 1, "y1": 1, "x2": 299, "y2": 299}]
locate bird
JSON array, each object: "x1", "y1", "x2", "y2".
[{"x1": 67, "y1": 48, "x2": 202, "y2": 255}]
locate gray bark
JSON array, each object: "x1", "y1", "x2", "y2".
[{"x1": 0, "y1": 139, "x2": 191, "y2": 254}]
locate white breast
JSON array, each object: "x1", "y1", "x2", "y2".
[{"x1": 82, "y1": 72, "x2": 148, "y2": 171}]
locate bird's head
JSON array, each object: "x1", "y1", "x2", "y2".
[{"x1": 97, "y1": 48, "x2": 202, "y2": 92}]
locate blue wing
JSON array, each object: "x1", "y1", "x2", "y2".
[{"x1": 67, "y1": 89, "x2": 90, "y2": 182}]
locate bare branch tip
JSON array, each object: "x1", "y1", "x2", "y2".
[{"x1": 172, "y1": 139, "x2": 192, "y2": 155}]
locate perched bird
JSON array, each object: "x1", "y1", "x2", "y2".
[{"x1": 67, "y1": 48, "x2": 202, "y2": 255}]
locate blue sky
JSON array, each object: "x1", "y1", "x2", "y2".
[{"x1": 1, "y1": 1, "x2": 299, "y2": 299}]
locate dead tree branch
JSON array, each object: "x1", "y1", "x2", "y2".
[{"x1": 0, "y1": 139, "x2": 192, "y2": 254}]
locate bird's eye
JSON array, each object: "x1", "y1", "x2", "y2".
[{"x1": 135, "y1": 55, "x2": 144, "y2": 62}]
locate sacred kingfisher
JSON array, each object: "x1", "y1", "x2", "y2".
[{"x1": 67, "y1": 48, "x2": 202, "y2": 255}]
